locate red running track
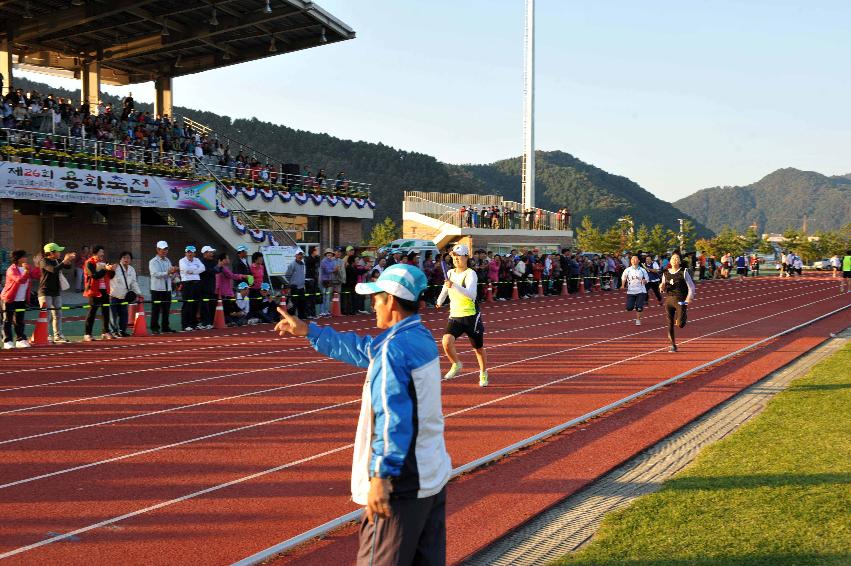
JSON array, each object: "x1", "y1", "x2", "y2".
[{"x1": 0, "y1": 276, "x2": 848, "y2": 565}]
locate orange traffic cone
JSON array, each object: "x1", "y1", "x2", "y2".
[
  {"x1": 133, "y1": 302, "x2": 148, "y2": 337},
  {"x1": 331, "y1": 290, "x2": 342, "y2": 317},
  {"x1": 561, "y1": 278, "x2": 568, "y2": 296},
  {"x1": 213, "y1": 299, "x2": 227, "y2": 329},
  {"x1": 579, "y1": 279, "x2": 585, "y2": 294},
  {"x1": 511, "y1": 282, "x2": 520, "y2": 300},
  {"x1": 538, "y1": 280, "x2": 544, "y2": 297},
  {"x1": 30, "y1": 309, "x2": 49, "y2": 346},
  {"x1": 486, "y1": 284, "x2": 494, "y2": 302},
  {"x1": 595, "y1": 277, "x2": 602, "y2": 291}
]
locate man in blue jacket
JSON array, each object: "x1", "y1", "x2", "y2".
[{"x1": 275, "y1": 264, "x2": 452, "y2": 565}]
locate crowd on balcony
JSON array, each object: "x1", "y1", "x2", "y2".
[
  {"x1": 450, "y1": 205, "x2": 572, "y2": 230},
  {"x1": 1, "y1": 86, "x2": 368, "y2": 197}
]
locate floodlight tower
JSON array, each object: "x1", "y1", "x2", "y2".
[{"x1": 521, "y1": 0, "x2": 535, "y2": 213}]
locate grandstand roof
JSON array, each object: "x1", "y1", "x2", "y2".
[{"x1": 0, "y1": 0, "x2": 354, "y2": 85}]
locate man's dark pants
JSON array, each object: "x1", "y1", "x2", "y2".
[
  {"x1": 357, "y1": 487, "x2": 446, "y2": 566},
  {"x1": 150, "y1": 290, "x2": 173, "y2": 332},
  {"x1": 181, "y1": 281, "x2": 201, "y2": 329},
  {"x1": 200, "y1": 291, "x2": 216, "y2": 326},
  {"x1": 290, "y1": 286, "x2": 307, "y2": 319}
]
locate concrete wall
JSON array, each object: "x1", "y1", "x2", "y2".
[{"x1": 0, "y1": 198, "x2": 12, "y2": 252}]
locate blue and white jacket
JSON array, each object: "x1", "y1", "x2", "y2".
[{"x1": 307, "y1": 314, "x2": 452, "y2": 505}]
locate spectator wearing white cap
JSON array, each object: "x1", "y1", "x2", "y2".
[
  {"x1": 233, "y1": 244, "x2": 251, "y2": 286},
  {"x1": 179, "y1": 245, "x2": 206, "y2": 331},
  {"x1": 148, "y1": 241, "x2": 178, "y2": 334},
  {"x1": 436, "y1": 244, "x2": 489, "y2": 386},
  {"x1": 199, "y1": 245, "x2": 218, "y2": 329}
]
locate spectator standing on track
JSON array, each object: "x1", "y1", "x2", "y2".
[
  {"x1": 274, "y1": 264, "x2": 451, "y2": 566},
  {"x1": 621, "y1": 255, "x2": 649, "y2": 326},
  {"x1": 436, "y1": 245, "x2": 489, "y2": 387},
  {"x1": 318, "y1": 248, "x2": 336, "y2": 317},
  {"x1": 38, "y1": 243, "x2": 76, "y2": 343},
  {"x1": 74, "y1": 245, "x2": 90, "y2": 292},
  {"x1": 659, "y1": 251, "x2": 696, "y2": 353},
  {"x1": 179, "y1": 245, "x2": 205, "y2": 331},
  {"x1": 841, "y1": 250, "x2": 851, "y2": 294},
  {"x1": 304, "y1": 246, "x2": 320, "y2": 319},
  {"x1": 108, "y1": 251, "x2": 141, "y2": 337},
  {"x1": 149, "y1": 241, "x2": 178, "y2": 335},
  {"x1": 248, "y1": 252, "x2": 265, "y2": 318},
  {"x1": 233, "y1": 244, "x2": 251, "y2": 284},
  {"x1": 284, "y1": 250, "x2": 308, "y2": 320},
  {"x1": 2, "y1": 250, "x2": 32, "y2": 349},
  {"x1": 83, "y1": 245, "x2": 115, "y2": 342},
  {"x1": 829, "y1": 254, "x2": 840, "y2": 278},
  {"x1": 214, "y1": 253, "x2": 247, "y2": 325},
  {"x1": 198, "y1": 246, "x2": 218, "y2": 329}
]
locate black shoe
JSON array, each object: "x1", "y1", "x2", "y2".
[
  {"x1": 669, "y1": 345, "x2": 678, "y2": 353},
  {"x1": 120, "y1": 331, "x2": 132, "y2": 338},
  {"x1": 164, "y1": 328, "x2": 177, "y2": 334},
  {"x1": 151, "y1": 329, "x2": 161, "y2": 335}
]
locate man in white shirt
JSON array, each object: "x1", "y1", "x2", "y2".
[
  {"x1": 148, "y1": 240, "x2": 178, "y2": 334},
  {"x1": 621, "y1": 255, "x2": 649, "y2": 326},
  {"x1": 513, "y1": 256, "x2": 528, "y2": 298},
  {"x1": 179, "y1": 245, "x2": 206, "y2": 331}
]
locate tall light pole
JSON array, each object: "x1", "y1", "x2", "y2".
[{"x1": 521, "y1": 0, "x2": 535, "y2": 212}]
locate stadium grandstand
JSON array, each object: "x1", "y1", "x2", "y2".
[{"x1": 0, "y1": 0, "x2": 372, "y2": 271}]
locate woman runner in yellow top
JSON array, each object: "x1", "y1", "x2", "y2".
[{"x1": 436, "y1": 244, "x2": 489, "y2": 386}]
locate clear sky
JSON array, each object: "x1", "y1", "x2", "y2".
[{"x1": 19, "y1": 0, "x2": 851, "y2": 202}]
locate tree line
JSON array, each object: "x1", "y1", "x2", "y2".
[{"x1": 575, "y1": 215, "x2": 698, "y2": 256}]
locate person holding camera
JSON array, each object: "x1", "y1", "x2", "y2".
[
  {"x1": 83, "y1": 245, "x2": 116, "y2": 341},
  {"x1": 109, "y1": 251, "x2": 142, "y2": 337}
]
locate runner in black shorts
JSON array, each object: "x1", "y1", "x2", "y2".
[
  {"x1": 659, "y1": 251, "x2": 696, "y2": 353},
  {"x1": 445, "y1": 313, "x2": 484, "y2": 349}
]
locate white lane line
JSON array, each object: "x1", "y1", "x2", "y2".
[
  {"x1": 0, "y1": 278, "x2": 794, "y2": 415},
  {"x1": 2, "y1": 286, "x2": 843, "y2": 560},
  {"x1": 0, "y1": 286, "x2": 837, "y2": 491},
  {"x1": 0, "y1": 280, "x2": 793, "y2": 438}
]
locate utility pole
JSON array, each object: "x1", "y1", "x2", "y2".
[{"x1": 521, "y1": 0, "x2": 535, "y2": 213}]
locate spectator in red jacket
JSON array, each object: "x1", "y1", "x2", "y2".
[{"x1": 83, "y1": 245, "x2": 115, "y2": 341}]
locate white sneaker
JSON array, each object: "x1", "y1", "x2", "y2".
[
  {"x1": 635, "y1": 319, "x2": 641, "y2": 326},
  {"x1": 247, "y1": 318, "x2": 259, "y2": 326},
  {"x1": 83, "y1": 334, "x2": 95, "y2": 342},
  {"x1": 443, "y1": 362, "x2": 463, "y2": 380},
  {"x1": 16, "y1": 339, "x2": 31, "y2": 348},
  {"x1": 479, "y1": 371, "x2": 489, "y2": 387},
  {"x1": 184, "y1": 327, "x2": 194, "y2": 332},
  {"x1": 3, "y1": 342, "x2": 14, "y2": 350}
]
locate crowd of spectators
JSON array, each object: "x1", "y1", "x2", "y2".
[
  {"x1": 452, "y1": 205, "x2": 571, "y2": 231},
  {"x1": 1, "y1": 86, "x2": 366, "y2": 196}
]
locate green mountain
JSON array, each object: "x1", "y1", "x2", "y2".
[
  {"x1": 674, "y1": 168, "x2": 851, "y2": 234},
  {"x1": 14, "y1": 76, "x2": 710, "y2": 236}
]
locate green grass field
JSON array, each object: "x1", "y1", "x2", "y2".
[{"x1": 554, "y1": 342, "x2": 851, "y2": 566}]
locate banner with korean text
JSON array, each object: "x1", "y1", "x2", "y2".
[{"x1": 0, "y1": 161, "x2": 215, "y2": 210}]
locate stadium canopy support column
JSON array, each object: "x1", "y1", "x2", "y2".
[
  {"x1": 81, "y1": 61, "x2": 101, "y2": 115},
  {"x1": 154, "y1": 77, "x2": 173, "y2": 119},
  {"x1": 0, "y1": 38, "x2": 12, "y2": 97},
  {"x1": 108, "y1": 206, "x2": 142, "y2": 272},
  {"x1": 0, "y1": 199, "x2": 13, "y2": 252}
]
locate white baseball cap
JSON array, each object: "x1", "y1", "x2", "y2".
[
  {"x1": 201, "y1": 245, "x2": 216, "y2": 254},
  {"x1": 156, "y1": 240, "x2": 169, "y2": 249},
  {"x1": 451, "y1": 244, "x2": 469, "y2": 256}
]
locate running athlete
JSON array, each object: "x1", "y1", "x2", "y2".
[
  {"x1": 621, "y1": 256, "x2": 649, "y2": 326},
  {"x1": 659, "y1": 251, "x2": 696, "y2": 353},
  {"x1": 437, "y1": 244, "x2": 489, "y2": 386},
  {"x1": 842, "y1": 250, "x2": 851, "y2": 294}
]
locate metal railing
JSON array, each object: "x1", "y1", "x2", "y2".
[
  {"x1": 194, "y1": 156, "x2": 300, "y2": 249},
  {"x1": 403, "y1": 193, "x2": 572, "y2": 231}
]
